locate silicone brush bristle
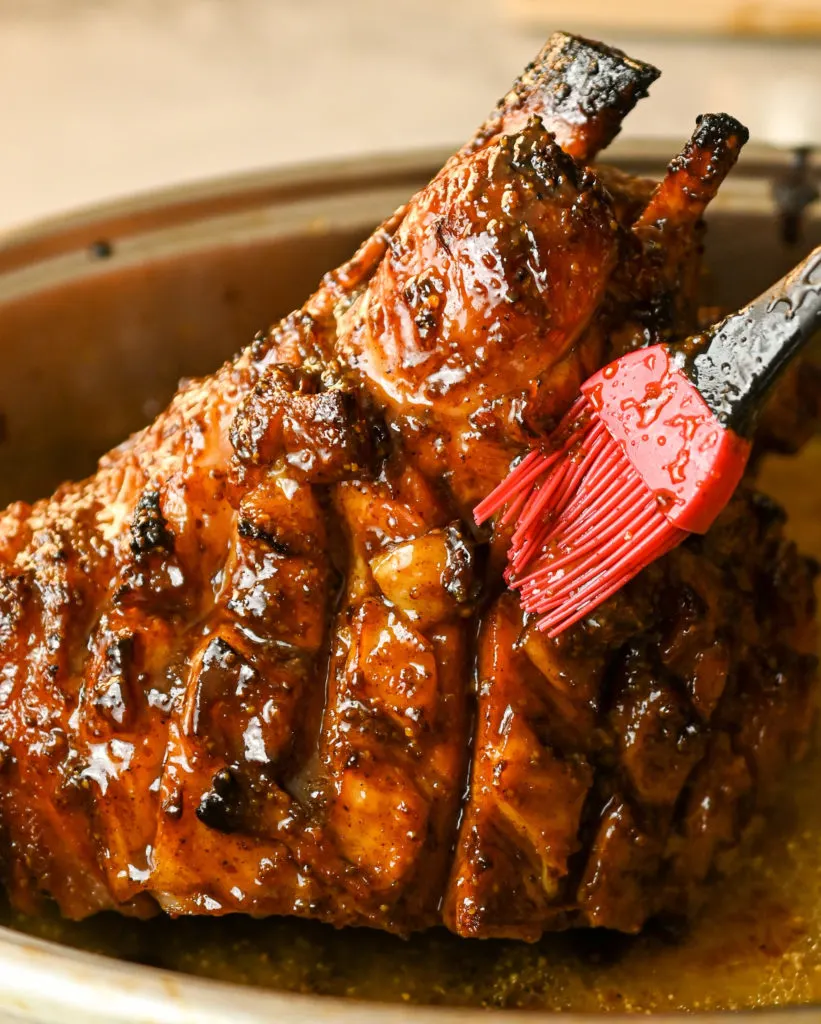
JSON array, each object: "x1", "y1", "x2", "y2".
[
  {"x1": 472, "y1": 396, "x2": 591, "y2": 528},
  {"x1": 476, "y1": 245, "x2": 821, "y2": 637},
  {"x1": 476, "y1": 396, "x2": 686, "y2": 636}
]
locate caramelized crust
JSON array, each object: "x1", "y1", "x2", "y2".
[
  {"x1": 448, "y1": 488, "x2": 816, "y2": 938},
  {"x1": 0, "y1": 35, "x2": 816, "y2": 939}
]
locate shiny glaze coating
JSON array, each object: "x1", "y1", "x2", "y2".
[{"x1": 0, "y1": 35, "x2": 817, "y2": 939}]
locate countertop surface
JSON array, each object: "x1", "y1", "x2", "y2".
[{"x1": 1, "y1": 0, "x2": 820, "y2": 234}]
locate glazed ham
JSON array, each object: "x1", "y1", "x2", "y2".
[{"x1": 0, "y1": 34, "x2": 817, "y2": 939}]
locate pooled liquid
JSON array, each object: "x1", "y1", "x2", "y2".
[{"x1": 3, "y1": 441, "x2": 821, "y2": 1014}]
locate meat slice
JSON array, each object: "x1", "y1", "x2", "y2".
[
  {"x1": 0, "y1": 34, "x2": 816, "y2": 940},
  {"x1": 449, "y1": 487, "x2": 817, "y2": 938}
]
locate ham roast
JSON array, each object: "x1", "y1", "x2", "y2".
[{"x1": 0, "y1": 33, "x2": 817, "y2": 940}]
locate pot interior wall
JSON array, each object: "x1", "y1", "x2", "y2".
[{"x1": 0, "y1": 229, "x2": 365, "y2": 504}]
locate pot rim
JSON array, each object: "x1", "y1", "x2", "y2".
[
  {"x1": 0, "y1": 922, "x2": 817, "y2": 1024},
  {"x1": 0, "y1": 139, "x2": 817, "y2": 274}
]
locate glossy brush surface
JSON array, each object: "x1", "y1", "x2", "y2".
[{"x1": 480, "y1": 245, "x2": 821, "y2": 638}]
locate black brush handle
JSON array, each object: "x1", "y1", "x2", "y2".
[{"x1": 687, "y1": 246, "x2": 821, "y2": 433}]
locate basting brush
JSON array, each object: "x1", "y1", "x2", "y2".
[{"x1": 475, "y1": 247, "x2": 821, "y2": 637}]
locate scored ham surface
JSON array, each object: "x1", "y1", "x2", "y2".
[{"x1": 0, "y1": 33, "x2": 817, "y2": 939}]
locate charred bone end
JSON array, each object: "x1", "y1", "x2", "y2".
[
  {"x1": 475, "y1": 32, "x2": 660, "y2": 162},
  {"x1": 636, "y1": 112, "x2": 749, "y2": 233},
  {"x1": 539, "y1": 32, "x2": 660, "y2": 123},
  {"x1": 676, "y1": 112, "x2": 750, "y2": 186}
]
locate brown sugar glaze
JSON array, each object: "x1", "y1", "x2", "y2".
[
  {"x1": 1, "y1": 440, "x2": 818, "y2": 1014},
  {"x1": 0, "y1": 31, "x2": 820, "y2": 1012}
]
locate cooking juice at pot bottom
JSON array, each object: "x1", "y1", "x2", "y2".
[{"x1": 3, "y1": 441, "x2": 820, "y2": 1014}]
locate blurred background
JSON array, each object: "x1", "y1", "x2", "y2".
[{"x1": 1, "y1": 0, "x2": 820, "y2": 233}]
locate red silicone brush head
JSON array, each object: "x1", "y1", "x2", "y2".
[
  {"x1": 508, "y1": 410, "x2": 687, "y2": 636},
  {"x1": 475, "y1": 345, "x2": 752, "y2": 636}
]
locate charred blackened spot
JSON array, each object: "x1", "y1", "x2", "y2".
[
  {"x1": 196, "y1": 768, "x2": 242, "y2": 834},
  {"x1": 237, "y1": 516, "x2": 291, "y2": 555},
  {"x1": 690, "y1": 113, "x2": 750, "y2": 177},
  {"x1": 230, "y1": 364, "x2": 314, "y2": 466},
  {"x1": 403, "y1": 269, "x2": 446, "y2": 341},
  {"x1": 498, "y1": 34, "x2": 658, "y2": 146},
  {"x1": 232, "y1": 365, "x2": 373, "y2": 483},
  {"x1": 130, "y1": 490, "x2": 174, "y2": 557},
  {"x1": 93, "y1": 635, "x2": 135, "y2": 728},
  {"x1": 443, "y1": 525, "x2": 479, "y2": 605},
  {"x1": 507, "y1": 118, "x2": 570, "y2": 191}
]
